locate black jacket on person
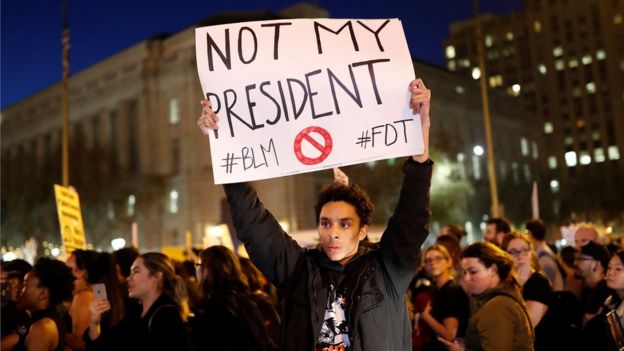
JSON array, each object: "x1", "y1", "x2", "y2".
[
  {"x1": 85, "y1": 294, "x2": 191, "y2": 351},
  {"x1": 189, "y1": 292, "x2": 276, "y2": 351},
  {"x1": 224, "y1": 158, "x2": 432, "y2": 351}
]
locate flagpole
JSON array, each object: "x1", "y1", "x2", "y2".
[{"x1": 61, "y1": 0, "x2": 70, "y2": 186}]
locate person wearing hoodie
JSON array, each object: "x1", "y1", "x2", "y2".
[{"x1": 197, "y1": 78, "x2": 433, "y2": 351}]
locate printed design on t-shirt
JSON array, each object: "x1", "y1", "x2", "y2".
[{"x1": 317, "y1": 284, "x2": 351, "y2": 351}]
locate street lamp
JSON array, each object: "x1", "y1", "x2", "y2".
[
  {"x1": 111, "y1": 238, "x2": 126, "y2": 251},
  {"x1": 473, "y1": 145, "x2": 484, "y2": 156}
]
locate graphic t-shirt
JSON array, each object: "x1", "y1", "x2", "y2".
[{"x1": 317, "y1": 283, "x2": 351, "y2": 351}]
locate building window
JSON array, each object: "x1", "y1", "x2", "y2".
[
  {"x1": 565, "y1": 151, "x2": 577, "y2": 167},
  {"x1": 448, "y1": 60, "x2": 456, "y2": 71},
  {"x1": 548, "y1": 156, "x2": 557, "y2": 169},
  {"x1": 596, "y1": 49, "x2": 606, "y2": 60},
  {"x1": 169, "y1": 98, "x2": 180, "y2": 124},
  {"x1": 534, "y1": 20, "x2": 542, "y2": 32},
  {"x1": 582, "y1": 54, "x2": 593, "y2": 65},
  {"x1": 127, "y1": 195, "x2": 136, "y2": 216},
  {"x1": 586, "y1": 82, "x2": 596, "y2": 94},
  {"x1": 171, "y1": 139, "x2": 180, "y2": 175},
  {"x1": 446, "y1": 45, "x2": 456, "y2": 59},
  {"x1": 568, "y1": 58, "x2": 579, "y2": 68},
  {"x1": 506, "y1": 32, "x2": 514, "y2": 41},
  {"x1": 544, "y1": 122, "x2": 554, "y2": 134},
  {"x1": 489, "y1": 75, "x2": 503, "y2": 88},
  {"x1": 485, "y1": 35, "x2": 493, "y2": 48},
  {"x1": 594, "y1": 147, "x2": 606, "y2": 162},
  {"x1": 521, "y1": 137, "x2": 529, "y2": 156},
  {"x1": 553, "y1": 46, "x2": 563, "y2": 57},
  {"x1": 472, "y1": 155, "x2": 481, "y2": 180},
  {"x1": 169, "y1": 190, "x2": 179, "y2": 214},
  {"x1": 608, "y1": 146, "x2": 620, "y2": 160},
  {"x1": 455, "y1": 85, "x2": 465, "y2": 94},
  {"x1": 511, "y1": 162, "x2": 519, "y2": 185},
  {"x1": 472, "y1": 67, "x2": 481, "y2": 80},
  {"x1": 538, "y1": 64, "x2": 547, "y2": 74},
  {"x1": 532, "y1": 141, "x2": 539, "y2": 160},
  {"x1": 550, "y1": 179, "x2": 560, "y2": 193},
  {"x1": 555, "y1": 59, "x2": 565, "y2": 71},
  {"x1": 614, "y1": 14, "x2": 623, "y2": 25},
  {"x1": 510, "y1": 84, "x2": 521, "y2": 96},
  {"x1": 579, "y1": 151, "x2": 591, "y2": 165},
  {"x1": 523, "y1": 164, "x2": 531, "y2": 182}
]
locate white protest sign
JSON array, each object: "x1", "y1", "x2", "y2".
[{"x1": 196, "y1": 18, "x2": 422, "y2": 184}]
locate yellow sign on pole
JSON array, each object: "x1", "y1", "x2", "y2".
[{"x1": 54, "y1": 184, "x2": 87, "y2": 254}]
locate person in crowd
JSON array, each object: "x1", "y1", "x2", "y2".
[
  {"x1": 87, "y1": 252, "x2": 191, "y2": 351},
  {"x1": 603, "y1": 250, "x2": 624, "y2": 349},
  {"x1": 65, "y1": 250, "x2": 99, "y2": 350},
  {"x1": 239, "y1": 257, "x2": 281, "y2": 343},
  {"x1": 15, "y1": 257, "x2": 75, "y2": 351},
  {"x1": 435, "y1": 235, "x2": 462, "y2": 281},
  {"x1": 1, "y1": 259, "x2": 33, "y2": 350},
  {"x1": 502, "y1": 232, "x2": 552, "y2": 328},
  {"x1": 438, "y1": 242, "x2": 533, "y2": 351},
  {"x1": 483, "y1": 217, "x2": 511, "y2": 247},
  {"x1": 574, "y1": 226, "x2": 599, "y2": 248},
  {"x1": 438, "y1": 224, "x2": 466, "y2": 243},
  {"x1": 525, "y1": 219, "x2": 565, "y2": 291},
  {"x1": 197, "y1": 78, "x2": 433, "y2": 350},
  {"x1": 112, "y1": 247, "x2": 139, "y2": 284},
  {"x1": 559, "y1": 245, "x2": 584, "y2": 297},
  {"x1": 576, "y1": 241, "x2": 613, "y2": 324},
  {"x1": 190, "y1": 246, "x2": 276, "y2": 351},
  {"x1": 419, "y1": 245, "x2": 469, "y2": 351}
]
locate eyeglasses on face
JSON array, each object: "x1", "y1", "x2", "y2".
[{"x1": 507, "y1": 248, "x2": 530, "y2": 257}]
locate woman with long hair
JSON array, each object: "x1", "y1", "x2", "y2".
[
  {"x1": 502, "y1": 232, "x2": 551, "y2": 328},
  {"x1": 439, "y1": 242, "x2": 534, "y2": 351},
  {"x1": 190, "y1": 246, "x2": 276, "y2": 351},
  {"x1": 65, "y1": 249, "x2": 99, "y2": 350},
  {"x1": 87, "y1": 252, "x2": 191, "y2": 351},
  {"x1": 419, "y1": 245, "x2": 469, "y2": 351}
]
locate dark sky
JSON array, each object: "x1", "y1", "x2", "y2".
[{"x1": 0, "y1": 0, "x2": 523, "y2": 108}]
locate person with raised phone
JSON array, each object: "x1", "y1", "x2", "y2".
[{"x1": 197, "y1": 78, "x2": 433, "y2": 351}]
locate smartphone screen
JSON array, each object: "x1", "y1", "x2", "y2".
[{"x1": 92, "y1": 283, "x2": 107, "y2": 299}]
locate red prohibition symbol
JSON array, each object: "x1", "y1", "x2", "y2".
[{"x1": 293, "y1": 126, "x2": 333, "y2": 165}]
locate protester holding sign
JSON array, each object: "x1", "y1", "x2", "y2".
[{"x1": 198, "y1": 78, "x2": 432, "y2": 351}]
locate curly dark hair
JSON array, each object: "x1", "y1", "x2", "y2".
[
  {"x1": 32, "y1": 257, "x2": 75, "y2": 306},
  {"x1": 314, "y1": 182, "x2": 374, "y2": 226}
]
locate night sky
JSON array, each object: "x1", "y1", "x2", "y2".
[{"x1": 1, "y1": 0, "x2": 523, "y2": 108}]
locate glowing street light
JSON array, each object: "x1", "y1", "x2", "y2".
[
  {"x1": 111, "y1": 238, "x2": 126, "y2": 251},
  {"x1": 473, "y1": 145, "x2": 485, "y2": 156}
]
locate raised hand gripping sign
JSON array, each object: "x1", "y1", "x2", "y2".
[{"x1": 195, "y1": 18, "x2": 423, "y2": 184}]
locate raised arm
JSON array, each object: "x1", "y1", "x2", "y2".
[
  {"x1": 197, "y1": 101, "x2": 304, "y2": 287},
  {"x1": 379, "y1": 78, "x2": 433, "y2": 293}
]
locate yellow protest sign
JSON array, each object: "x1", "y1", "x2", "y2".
[{"x1": 54, "y1": 185, "x2": 87, "y2": 254}]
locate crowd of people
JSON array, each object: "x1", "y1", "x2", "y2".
[{"x1": 1, "y1": 78, "x2": 623, "y2": 351}]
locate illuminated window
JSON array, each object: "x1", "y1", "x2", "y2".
[
  {"x1": 565, "y1": 151, "x2": 577, "y2": 167},
  {"x1": 592, "y1": 131, "x2": 601, "y2": 141},
  {"x1": 485, "y1": 35, "x2": 493, "y2": 48},
  {"x1": 608, "y1": 146, "x2": 620, "y2": 160},
  {"x1": 511, "y1": 84, "x2": 521, "y2": 96},
  {"x1": 555, "y1": 59, "x2": 565, "y2": 71},
  {"x1": 523, "y1": 164, "x2": 531, "y2": 182},
  {"x1": 579, "y1": 151, "x2": 591, "y2": 165},
  {"x1": 568, "y1": 59, "x2": 578, "y2": 68},
  {"x1": 455, "y1": 85, "x2": 465, "y2": 94},
  {"x1": 582, "y1": 55, "x2": 593, "y2": 65},
  {"x1": 534, "y1": 20, "x2": 542, "y2": 32},
  {"x1": 596, "y1": 49, "x2": 606, "y2": 60},
  {"x1": 489, "y1": 75, "x2": 503, "y2": 87},
  {"x1": 472, "y1": 155, "x2": 481, "y2": 180},
  {"x1": 462, "y1": 59, "x2": 471, "y2": 67},
  {"x1": 472, "y1": 67, "x2": 481, "y2": 80},
  {"x1": 446, "y1": 46, "x2": 456, "y2": 59},
  {"x1": 506, "y1": 32, "x2": 514, "y2": 41},
  {"x1": 550, "y1": 179, "x2": 560, "y2": 193},
  {"x1": 169, "y1": 190, "x2": 179, "y2": 214},
  {"x1": 614, "y1": 14, "x2": 623, "y2": 25},
  {"x1": 553, "y1": 46, "x2": 563, "y2": 57},
  {"x1": 169, "y1": 98, "x2": 180, "y2": 124},
  {"x1": 586, "y1": 82, "x2": 596, "y2": 94},
  {"x1": 532, "y1": 141, "x2": 539, "y2": 160},
  {"x1": 594, "y1": 147, "x2": 606, "y2": 162},
  {"x1": 127, "y1": 195, "x2": 136, "y2": 216},
  {"x1": 521, "y1": 137, "x2": 529, "y2": 156},
  {"x1": 538, "y1": 64, "x2": 547, "y2": 74},
  {"x1": 565, "y1": 136, "x2": 574, "y2": 145},
  {"x1": 448, "y1": 60, "x2": 456, "y2": 71},
  {"x1": 511, "y1": 162, "x2": 519, "y2": 185},
  {"x1": 548, "y1": 156, "x2": 557, "y2": 169},
  {"x1": 544, "y1": 122, "x2": 554, "y2": 134},
  {"x1": 572, "y1": 87, "x2": 582, "y2": 97}
]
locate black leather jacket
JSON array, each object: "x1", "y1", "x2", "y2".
[{"x1": 224, "y1": 158, "x2": 432, "y2": 351}]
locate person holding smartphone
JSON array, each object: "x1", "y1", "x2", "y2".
[{"x1": 86, "y1": 252, "x2": 191, "y2": 351}]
